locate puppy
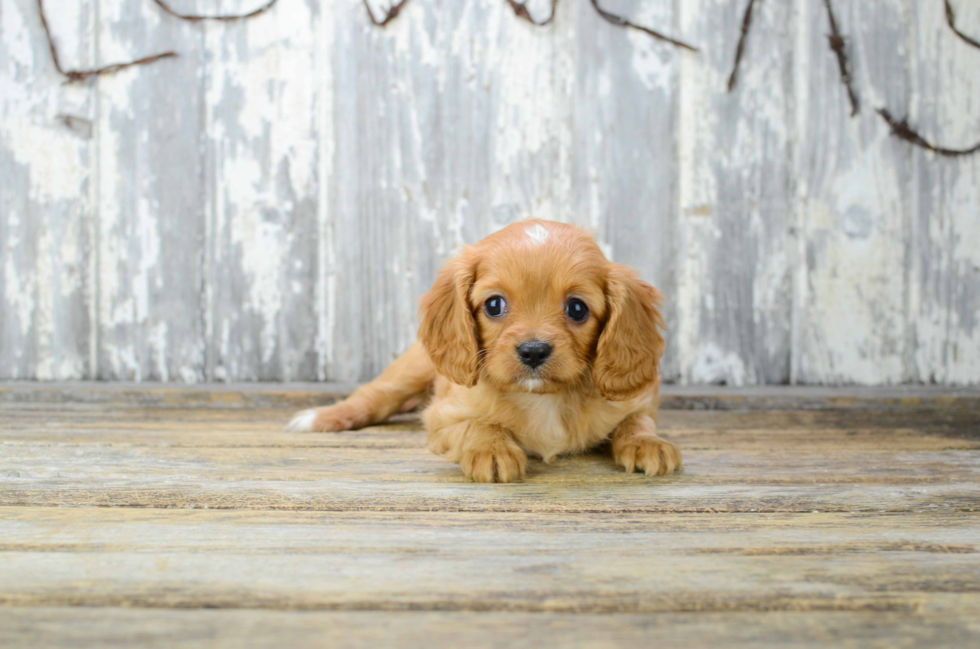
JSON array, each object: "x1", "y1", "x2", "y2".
[{"x1": 287, "y1": 219, "x2": 681, "y2": 483}]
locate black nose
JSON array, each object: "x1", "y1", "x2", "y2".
[{"x1": 517, "y1": 341, "x2": 552, "y2": 369}]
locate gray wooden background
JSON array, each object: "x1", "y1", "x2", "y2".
[{"x1": 1, "y1": 0, "x2": 978, "y2": 385}]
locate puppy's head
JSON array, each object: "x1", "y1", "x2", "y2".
[{"x1": 418, "y1": 220, "x2": 665, "y2": 400}]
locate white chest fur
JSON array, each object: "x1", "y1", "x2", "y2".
[
  {"x1": 505, "y1": 392, "x2": 638, "y2": 463},
  {"x1": 508, "y1": 393, "x2": 567, "y2": 461}
]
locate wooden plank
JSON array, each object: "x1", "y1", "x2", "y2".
[
  {"x1": 2, "y1": 428, "x2": 976, "y2": 452},
  {"x1": 0, "y1": 515, "x2": 977, "y2": 619},
  {"x1": 570, "y1": 0, "x2": 681, "y2": 378},
  {"x1": 2, "y1": 608, "x2": 978, "y2": 648},
  {"x1": 204, "y1": 0, "x2": 320, "y2": 382},
  {"x1": 95, "y1": 0, "x2": 205, "y2": 381},
  {"x1": 2, "y1": 440, "x2": 978, "y2": 511},
  {"x1": 4, "y1": 507, "x2": 978, "y2": 553},
  {"x1": 0, "y1": 508, "x2": 978, "y2": 614},
  {"x1": 3, "y1": 434, "x2": 979, "y2": 483},
  {"x1": 0, "y1": 0, "x2": 94, "y2": 380},
  {"x1": 327, "y1": 0, "x2": 457, "y2": 383},
  {"x1": 0, "y1": 381, "x2": 352, "y2": 409},
  {"x1": 792, "y1": 0, "x2": 911, "y2": 384},
  {"x1": 4, "y1": 382, "x2": 978, "y2": 411},
  {"x1": 2, "y1": 406, "x2": 978, "y2": 451},
  {"x1": 676, "y1": 0, "x2": 794, "y2": 384},
  {"x1": 907, "y1": 1, "x2": 980, "y2": 385}
]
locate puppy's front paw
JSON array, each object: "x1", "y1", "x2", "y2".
[
  {"x1": 613, "y1": 435, "x2": 682, "y2": 476},
  {"x1": 460, "y1": 440, "x2": 527, "y2": 483},
  {"x1": 285, "y1": 403, "x2": 371, "y2": 433}
]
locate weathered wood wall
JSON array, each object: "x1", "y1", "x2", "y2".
[{"x1": 1, "y1": 0, "x2": 978, "y2": 385}]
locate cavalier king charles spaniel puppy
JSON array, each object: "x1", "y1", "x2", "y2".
[{"x1": 287, "y1": 219, "x2": 681, "y2": 483}]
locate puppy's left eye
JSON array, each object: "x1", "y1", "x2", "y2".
[{"x1": 565, "y1": 298, "x2": 589, "y2": 323}]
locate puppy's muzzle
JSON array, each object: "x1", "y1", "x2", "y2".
[{"x1": 517, "y1": 340, "x2": 552, "y2": 369}]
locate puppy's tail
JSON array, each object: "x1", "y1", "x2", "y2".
[{"x1": 286, "y1": 341, "x2": 436, "y2": 432}]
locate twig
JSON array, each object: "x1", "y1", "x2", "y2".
[
  {"x1": 590, "y1": 0, "x2": 698, "y2": 52},
  {"x1": 877, "y1": 108, "x2": 980, "y2": 157},
  {"x1": 364, "y1": 0, "x2": 413, "y2": 27},
  {"x1": 150, "y1": 0, "x2": 279, "y2": 22},
  {"x1": 727, "y1": 0, "x2": 758, "y2": 92},
  {"x1": 945, "y1": 0, "x2": 980, "y2": 50},
  {"x1": 506, "y1": 0, "x2": 558, "y2": 27},
  {"x1": 37, "y1": 0, "x2": 175, "y2": 83},
  {"x1": 823, "y1": 0, "x2": 859, "y2": 116}
]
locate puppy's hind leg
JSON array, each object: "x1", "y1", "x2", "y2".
[{"x1": 286, "y1": 341, "x2": 435, "y2": 432}]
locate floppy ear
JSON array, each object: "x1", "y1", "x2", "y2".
[
  {"x1": 593, "y1": 266, "x2": 666, "y2": 401},
  {"x1": 418, "y1": 255, "x2": 480, "y2": 387}
]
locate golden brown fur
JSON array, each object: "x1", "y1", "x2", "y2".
[{"x1": 287, "y1": 220, "x2": 681, "y2": 482}]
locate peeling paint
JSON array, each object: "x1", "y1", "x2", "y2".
[{"x1": 1, "y1": 0, "x2": 978, "y2": 385}]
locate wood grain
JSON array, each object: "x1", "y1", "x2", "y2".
[
  {"x1": 0, "y1": 0, "x2": 95, "y2": 380},
  {"x1": 907, "y1": 1, "x2": 980, "y2": 384},
  {"x1": 3, "y1": 406, "x2": 978, "y2": 451},
  {"x1": 3, "y1": 1, "x2": 978, "y2": 386},
  {"x1": 3, "y1": 607, "x2": 978, "y2": 648},
  {"x1": 677, "y1": 0, "x2": 794, "y2": 384},
  {"x1": 1, "y1": 385, "x2": 979, "y2": 644},
  {"x1": 204, "y1": 0, "x2": 320, "y2": 382},
  {"x1": 327, "y1": 0, "x2": 447, "y2": 383},
  {"x1": 95, "y1": 0, "x2": 205, "y2": 382},
  {"x1": 7, "y1": 381, "x2": 978, "y2": 410},
  {"x1": 2, "y1": 507, "x2": 979, "y2": 613},
  {"x1": 793, "y1": 0, "x2": 912, "y2": 384},
  {"x1": 572, "y1": 0, "x2": 680, "y2": 377}
]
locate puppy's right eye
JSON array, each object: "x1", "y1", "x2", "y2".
[{"x1": 484, "y1": 296, "x2": 507, "y2": 318}]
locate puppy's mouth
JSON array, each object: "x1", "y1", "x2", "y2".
[
  {"x1": 515, "y1": 365, "x2": 559, "y2": 392},
  {"x1": 518, "y1": 377, "x2": 546, "y2": 392}
]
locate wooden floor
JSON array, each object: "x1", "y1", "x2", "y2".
[{"x1": 1, "y1": 384, "x2": 979, "y2": 648}]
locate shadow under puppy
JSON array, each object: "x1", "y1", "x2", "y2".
[{"x1": 288, "y1": 219, "x2": 681, "y2": 483}]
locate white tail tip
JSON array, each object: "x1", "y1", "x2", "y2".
[{"x1": 285, "y1": 409, "x2": 317, "y2": 433}]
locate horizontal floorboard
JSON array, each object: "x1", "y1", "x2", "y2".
[
  {"x1": 1, "y1": 408, "x2": 978, "y2": 450},
  {"x1": 1, "y1": 508, "x2": 979, "y2": 614},
  {"x1": 2, "y1": 608, "x2": 978, "y2": 649},
  {"x1": 3, "y1": 382, "x2": 979, "y2": 412}
]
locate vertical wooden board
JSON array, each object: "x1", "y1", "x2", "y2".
[
  {"x1": 96, "y1": 0, "x2": 205, "y2": 381},
  {"x1": 907, "y1": 1, "x2": 980, "y2": 385},
  {"x1": 326, "y1": 0, "x2": 575, "y2": 382},
  {"x1": 571, "y1": 0, "x2": 682, "y2": 380},
  {"x1": 204, "y1": 0, "x2": 320, "y2": 381},
  {"x1": 314, "y1": 0, "x2": 339, "y2": 383},
  {"x1": 0, "y1": 0, "x2": 94, "y2": 380},
  {"x1": 325, "y1": 0, "x2": 442, "y2": 383},
  {"x1": 427, "y1": 0, "x2": 574, "y2": 244},
  {"x1": 792, "y1": 0, "x2": 911, "y2": 385},
  {"x1": 473, "y1": 0, "x2": 575, "y2": 237},
  {"x1": 677, "y1": 0, "x2": 794, "y2": 385}
]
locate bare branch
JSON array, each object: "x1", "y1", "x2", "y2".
[
  {"x1": 37, "y1": 0, "x2": 175, "y2": 83},
  {"x1": 506, "y1": 0, "x2": 558, "y2": 27},
  {"x1": 945, "y1": 0, "x2": 980, "y2": 50},
  {"x1": 364, "y1": 0, "x2": 413, "y2": 27},
  {"x1": 150, "y1": 0, "x2": 279, "y2": 23},
  {"x1": 878, "y1": 108, "x2": 980, "y2": 157},
  {"x1": 823, "y1": 0, "x2": 859, "y2": 116},
  {"x1": 590, "y1": 0, "x2": 698, "y2": 52},
  {"x1": 727, "y1": 0, "x2": 758, "y2": 92}
]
